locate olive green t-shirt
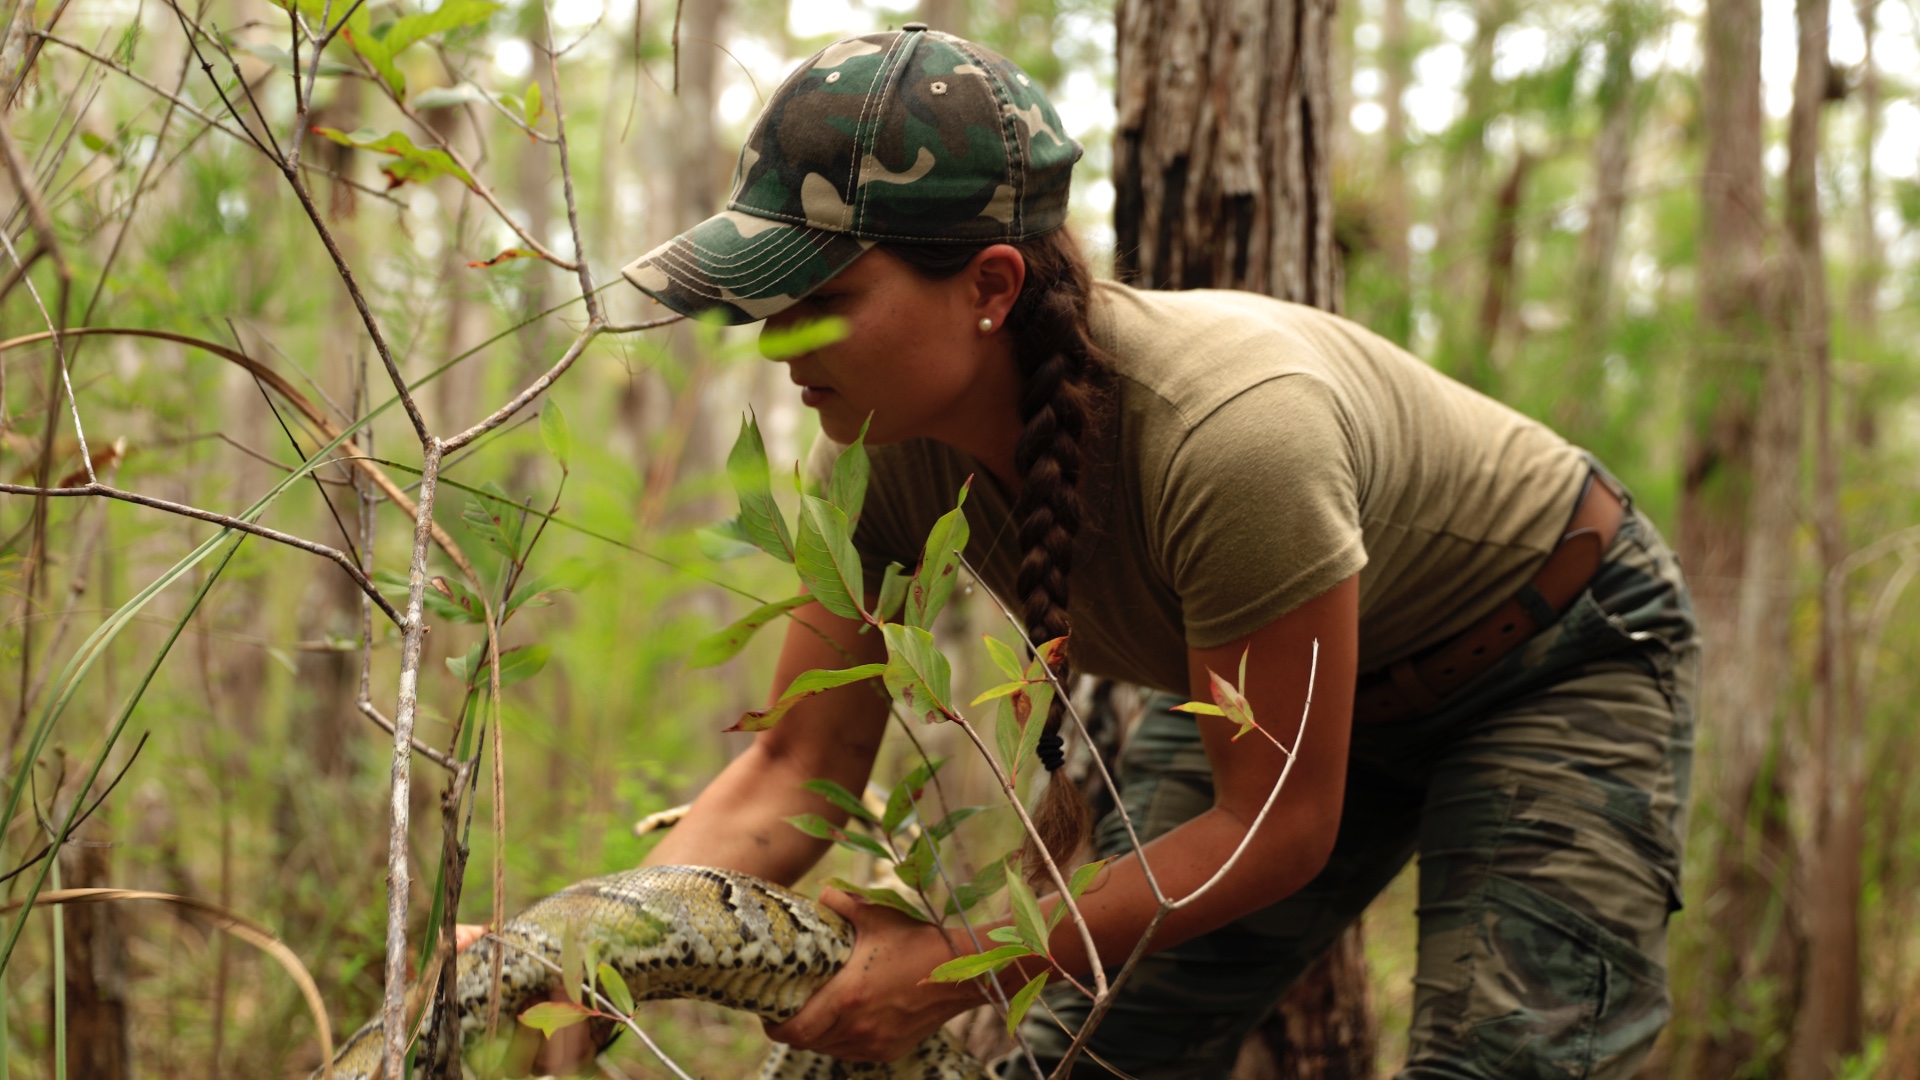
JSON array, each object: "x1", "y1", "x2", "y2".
[{"x1": 806, "y1": 281, "x2": 1587, "y2": 695}]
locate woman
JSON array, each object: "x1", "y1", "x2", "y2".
[{"x1": 534, "y1": 25, "x2": 1694, "y2": 1079}]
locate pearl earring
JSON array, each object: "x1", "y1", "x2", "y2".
[{"x1": 978, "y1": 317, "x2": 994, "y2": 333}]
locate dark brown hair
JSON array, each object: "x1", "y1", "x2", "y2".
[{"x1": 881, "y1": 230, "x2": 1109, "y2": 883}]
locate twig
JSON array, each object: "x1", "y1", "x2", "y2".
[
  {"x1": 1048, "y1": 643, "x2": 1317, "y2": 1078},
  {"x1": 0, "y1": 480, "x2": 405, "y2": 627},
  {"x1": 949, "y1": 717, "x2": 1104, "y2": 1000},
  {"x1": 30, "y1": 30, "x2": 403, "y2": 203},
  {"x1": 0, "y1": 732, "x2": 149, "y2": 887},
  {"x1": 537, "y1": 0, "x2": 598, "y2": 319},
  {"x1": 957, "y1": 553, "x2": 1165, "y2": 903},
  {"x1": 482, "y1": 931, "x2": 697, "y2": 1080},
  {"x1": 603, "y1": 314, "x2": 685, "y2": 333},
  {"x1": 356, "y1": 699, "x2": 456, "y2": 771},
  {"x1": 441, "y1": 325, "x2": 598, "y2": 453},
  {"x1": 381, "y1": 438, "x2": 443, "y2": 1076}
]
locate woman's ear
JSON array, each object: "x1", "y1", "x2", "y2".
[{"x1": 969, "y1": 244, "x2": 1027, "y2": 328}]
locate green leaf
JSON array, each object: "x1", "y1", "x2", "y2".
[
  {"x1": 519, "y1": 1000, "x2": 593, "y2": 1035},
  {"x1": 455, "y1": 644, "x2": 552, "y2": 689},
  {"x1": 874, "y1": 561, "x2": 909, "y2": 623},
  {"x1": 731, "y1": 664, "x2": 885, "y2": 732},
  {"x1": 459, "y1": 483, "x2": 524, "y2": 561},
  {"x1": 987, "y1": 925, "x2": 1025, "y2": 945},
  {"x1": 1169, "y1": 701, "x2": 1226, "y2": 717},
  {"x1": 1066, "y1": 857, "x2": 1113, "y2": 900},
  {"x1": 505, "y1": 563, "x2": 586, "y2": 616},
  {"x1": 943, "y1": 857, "x2": 1009, "y2": 917},
  {"x1": 928, "y1": 805, "x2": 986, "y2": 842},
  {"x1": 689, "y1": 596, "x2": 810, "y2": 668},
  {"x1": 785, "y1": 814, "x2": 889, "y2": 859},
  {"x1": 794, "y1": 495, "x2": 866, "y2": 621},
  {"x1": 895, "y1": 833, "x2": 937, "y2": 890},
  {"x1": 412, "y1": 84, "x2": 488, "y2": 108},
  {"x1": 882, "y1": 757, "x2": 944, "y2": 833},
  {"x1": 596, "y1": 962, "x2": 634, "y2": 1014},
  {"x1": 312, "y1": 126, "x2": 478, "y2": 189},
  {"x1": 905, "y1": 481, "x2": 971, "y2": 629},
  {"x1": 994, "y1": 693, "x2": 1022, "y2": 777},
  {"x1": 697, "y1": 517, "x2": 761, "y2": 561},
  {"x1": 540, "y1": 398, "x2": 571, "y2": 471},
  {"x1": 522, "y1": 78, "x2": 545, "y2": 128},
  {"x1": 983, "y1": 635, "x2": 1024, "y2": 681},
  {"x1": 881, "y1": 624, "x2": 957, "y2": 724},
  {"x1": 970, "y1": 680, "x2": 1027, "y2": 707},
  {"x1": 801, "y1": 778, "x2": 878, "y2": 824},
  {"x1": 424, "y1": 575, "x2": 486, "y2": 624},
  {"x1": 784, "y1": 812, "x2": 838, "y2": 841},
  {"x1": 758, "y1": 315, "x2": 849, "y2": 360},
  {"x1": 559, "y1": 924, "x2": 585, "y2": 1004},
  {"x1": 828, "y1": 417, "x2": 871, "y2": 520},
  {"x1": 725, "y1": 414, "x2": 794, "y2": 563},
  {"x1": 822, "y1": 878, "x2": 932, "y2": 922},
  {"x1": 382, "y1": 0, "x2": 500, "y2": 55},
  {"x1": 926, "y1": 944, "x2": 1031, "y2": 983},
  {"x1": 1008, "y1": 872, "x2": 1049, "y2": 956},
  {"x1": 339, "y1": 13, "x2": 404, "y2": 95},
  {"x1": 1006, "y1": 971, "x2": 1049, "y2": 1036}
]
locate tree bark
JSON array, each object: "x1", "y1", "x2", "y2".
[
  {"x1": 1373, "y1": 0, "x2": 1411, "y2": 344},
  {"x1": 1471, "y1": 152, "x2": 1528, "y2": 390},
  {"x1": 1784, "y1": 0, "x2": 1861, "y2": 1071},
  {"x1": 1677, "y1": 0, "x2": 1805, "y2": 1072},
  {"x1": 1116, "y1": 2, "x2": 1373, "y2": 1076},
  {"x1": 57, "y1": 802, "x2": 131, "y2": 1079}
]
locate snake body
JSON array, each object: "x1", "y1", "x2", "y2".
[{"x1": 320, "y1": 865, "x2": 985, "y2": 1079}]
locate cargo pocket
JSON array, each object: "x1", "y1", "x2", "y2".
[{"x1": 1467, "y1": 875, "x2": 1670, "y2": 1079}]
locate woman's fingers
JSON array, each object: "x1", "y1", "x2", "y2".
[{"x1": 454, "y1": 922, "x2": 488, "y2": 951}]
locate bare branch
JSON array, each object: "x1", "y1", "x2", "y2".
[
  {"x1": 0, "y1": 183, "x2": 90, "y2": 486},
  {"x1": 382, "y1": 438, "x2": 444, "y2": 1075},
  {"x1": 537, "y1": 0, "x2": 598, "y2": 318},
  {"x1": 603, "y1": 314, "x2": 685, "y2": 334},
  {"x1": 0, "y1": 480, "x2": 406, "y2": 627},
  {"x1": 441, "y1": 325, "x2": 598, "y2": 454},
  {"x1": 949, "y1": 716, "x2": 1105, "y2": 1000},
  {"x1": 958, "y1": 552, "x2": 1166, "y2": 903}
]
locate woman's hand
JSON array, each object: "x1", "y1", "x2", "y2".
[{"x1": 763, "y1": 887, "x2": 982, "y2": 1062}]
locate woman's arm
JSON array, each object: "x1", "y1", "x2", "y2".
[
  {"x1": 643, "y1": 597, "x2": 893, "y2": 884},
  {"x1": 767, "y1": 575, "x2": 1360, "y2": 1061}
]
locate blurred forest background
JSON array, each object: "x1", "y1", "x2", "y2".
[{"x1": 0, "y1": 0, "x2": 1916, "y2": 1074}]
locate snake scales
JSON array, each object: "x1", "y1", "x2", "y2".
[{"x1": 320, "y1": 865, "x2": 987, "y2": 1079}]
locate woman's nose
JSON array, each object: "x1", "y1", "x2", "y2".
[{"x1": 758, "y1": 311, "x2": 798, "y2": 361}]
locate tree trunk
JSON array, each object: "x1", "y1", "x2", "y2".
[
  {"x1": 1471, "y1": 152, "x2": 1528, "y2": 390},
  {"x1": 1115, "y1": 0, "x2": 1338, "y2": 307},
  {"x1": 57, "y1": 801, "x2": 131, "y2": 1079},
  {"x1": 1115, "y1": 3, "x2": 1373, "y2": 1077},
  {"x1": 1784, "y1": 0, "x2": 1861, "y2": 1070},
  {"x1": 1677, "y1": 0, "x2": 1804, "y2": 1072},
  {"x1": 1374, "y1": 0, "x2": 1411, "y2": 344}
]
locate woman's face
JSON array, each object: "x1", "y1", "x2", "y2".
[{"x1": 760, "y1": 246, "x2": 1024, "y2": 451}]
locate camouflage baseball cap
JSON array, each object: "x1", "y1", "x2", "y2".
[{"x1": 620, "y1": 25, "x2": 1082, "y2": 324}]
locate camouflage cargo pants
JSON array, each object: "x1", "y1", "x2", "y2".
[{"x1": 996, "y1": 487, "x2": 1699, "y2": 1079}]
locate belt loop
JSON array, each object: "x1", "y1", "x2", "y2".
[{"x1": 1514, "y1": 583, "x2": 1558, "y2": 627}]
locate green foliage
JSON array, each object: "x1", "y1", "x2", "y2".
[
  {"x1": 732, "y1": 664, "x2": 886, "y2": 731},
  {"x1": 310, "y1": 128, "x2": 473, "y2": 188}
]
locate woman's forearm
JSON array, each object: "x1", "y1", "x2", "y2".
[{"x1": 640, "y1": 742, "x2": 837, "y2": 884}]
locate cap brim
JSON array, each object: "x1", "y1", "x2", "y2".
[{"x1": 620, "y1": 210, "x2": 874, "y2": 326}]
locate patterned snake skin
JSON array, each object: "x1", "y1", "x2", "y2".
[{"x1": 319, "y1": 866, "x2": 985, "y2": 1079}]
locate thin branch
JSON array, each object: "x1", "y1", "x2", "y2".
[
  {"x1": 0, "y1": 732, "x2": 149, "y2": 887},
  {"x1": 355, "y1": 699, "x2": 455, "y2": 772},
  {"x1": 441, "y1": 325, "x2": 598, "y2": 453},
  {"x1": 381, "y1": 438, "x2": 443, "y2": 1076},
  {"x1": 482, "y1": 930, "x2": 697, "y2": 1080},
  {"x1": 1049, "y1": 643, "x2": 1317, "y2": 1079},
  {"x1": 537, "y1": 0, "x2": 598, "y2": 319},
  {"x1": 949, "y1": 717, "x2": 1104, "y2": 1000},
  {"x1": 957, "y1": 552, "x2": 1165, "y2": 903},
  {"x1": 0, "y1": 480, "x2": 405, "y2": 627},
  {"x1": 31, "y1": 30, "x2": 404, "y2": 203},
  {"x1": 603, "y1": 314, "x2": 685, "y2": 334}
]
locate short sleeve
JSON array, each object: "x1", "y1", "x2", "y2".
[
  {"x1": 1156, "y1": 375, "x2": 1367, "y2": 648},
  {"x1": 803, "y1": 432, "x2": 931, "y2": 595}
]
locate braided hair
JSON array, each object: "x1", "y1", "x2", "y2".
[{"x1": 883, "y1": 230, "x2": 1110, "y2": 883}]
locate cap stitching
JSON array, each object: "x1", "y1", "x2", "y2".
[
  {"x1": 952, "y1": 40, "x2": 1022, "y2": 238},
  {"x1": 846, "y1": 33, "x2": 908, "y2": 234},
  {"x1": 854, "y1": 33, "x2": 921, "y2": 234}
]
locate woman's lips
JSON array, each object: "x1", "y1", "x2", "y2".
[{"x1": 800, "y1": 386, "x2": 835, "y2": 407}]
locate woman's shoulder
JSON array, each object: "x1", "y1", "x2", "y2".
[{"x1": 1089, "y1": 279, "x2": 1383, "y2": 428}]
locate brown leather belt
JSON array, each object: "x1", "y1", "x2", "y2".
[{"x1": 1352, "y1": 472, "x2": 1626, "y2": 725}]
